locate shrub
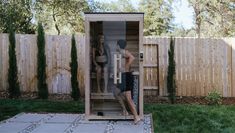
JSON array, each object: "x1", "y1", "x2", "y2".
[
  {"x1": 206, "y1": 90, "x2": 222, "y2": 105},
  {"x1": 70, "y1": 34, "x2": 80, "y2": 100},
  {"x1": 167, "y1": 37, "x2": 176, "y2": 104},
  {"x1": 37, "y1": 23, "x2": 48, "y2": 99},
  {"x1": 8, "y1": 29, "x2": 21, "y2": 98}
]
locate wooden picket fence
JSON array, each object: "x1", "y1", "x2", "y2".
[
  {"x1": 0, "y1": 34, "x2": 86, "y2": 96},
  {"x1": 0, "y1": 34, "x2": 234, "y2": 97},
  {"x1": 143, "y1": 37, "x2": 235, "y2": 97}
]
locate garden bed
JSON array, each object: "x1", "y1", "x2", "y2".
[
  {"x1": 0, "y1": 91, "x2": 74, "y2": 101},
  {"x1": 2, "y1": 90, "x2": 235, "y2": 105},
  {"x1": 144, "y1": 96, "x2": 235, "y2": 105}
]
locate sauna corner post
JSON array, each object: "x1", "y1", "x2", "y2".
[
  {"x1": 85, "y1": 18, "x2": 90, "y2": 119},
  {"x1": 139, "y1": 16, "x2": 144, "y2": 119}
]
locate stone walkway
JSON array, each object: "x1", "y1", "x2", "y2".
[{"x1": 0, "y1": 113, "x2": 153, "y2": 133}]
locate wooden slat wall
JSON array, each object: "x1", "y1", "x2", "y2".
[
  {"x1": 15, "y1": 34, "x2": 37, "y2": 92},
  {"x1": 0, "y1": 34, "x2": 9, "y2": 91},
  {"x1": 0, "y1": 34, "x2": 85, "y2": 94},
  {"x1": 0, "y1": 34, "x2": 234, "y2": 97},
  {"x1": 143, "y1": 37, "x2": 159, "y2": 96},
  {"x1": 232, "y1": 38, "x2": 235, "y2": 97},
  {"x1": 143, "y1": 37, "x2": 234, "y2": 97}
]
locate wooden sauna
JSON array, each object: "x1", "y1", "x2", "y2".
[{"x1": 84, "y1": 12, "x2": 144, "y2": 120}]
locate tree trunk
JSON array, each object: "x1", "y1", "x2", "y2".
[
  {"x1": 52, "y1": 6, "x2": 60, "y2": 35},
  {"x1": 194, "y1": 0, "x2": 201, "y2": 38}
]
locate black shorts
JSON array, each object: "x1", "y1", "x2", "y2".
[{"x1": 117, "y1": 72, "x2": 134, "y2": 92}]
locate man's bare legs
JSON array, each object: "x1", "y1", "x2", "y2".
[
  {"x1": 103, "y1": 66, "x2": 108, "y2": 93},
  {"x1": 96, "y1": 66, "x2": 101, "y2": 93},
  {"x1": 113, "y1": 87, "x2": 129, "y2": 115},
  {"x1": 124, "y1": 91, "x2": 140, "y2": 124}
]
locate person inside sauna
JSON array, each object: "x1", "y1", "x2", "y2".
[
  {"x1": 92, "y1": 34, "x2": 110, "y2": 93},
  {"x1": 115, "y1": 40, "x2": 141, "y2": 124}
]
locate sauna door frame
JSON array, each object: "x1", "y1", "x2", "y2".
[{"x1": 84, "y1": 13, "x2": 144, "y2": 120}]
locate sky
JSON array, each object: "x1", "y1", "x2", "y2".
[
  {"x1": 94, "y1": 0, "x2": 194, "y2": 29},
  {"x1": 172, "y1": 0, "x2": 194, "y2": 29}
]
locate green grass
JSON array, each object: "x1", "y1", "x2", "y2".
[
  {"x1": 1, "y1": 99, "x2": 235, "y2": 132},
  {"x1": 145, "y1": 104, "x2": 235, "y2": 133}
]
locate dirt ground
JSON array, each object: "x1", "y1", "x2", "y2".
[
  {"x1": 0, "y1": 91, "x2": 73, "y2": 101},
  {"x1": 144, "y1": 95, "x2": 235, "y2": 105},
  {"x1": 1, "y1": 91, "x2": 235, "y2": 105}
]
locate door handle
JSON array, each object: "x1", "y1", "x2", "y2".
[{"x1": 114, "y1": 53, "x2": 122, "y2": 84}]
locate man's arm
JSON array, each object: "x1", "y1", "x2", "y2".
[{"x1": 125, "y1": 50, "x2": 135, "y2": 71}]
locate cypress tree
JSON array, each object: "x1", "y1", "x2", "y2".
[
  {"x1": 37, "y1": 23, "x2": 48, "y2": 99},
  {"x1": 167, "y1": 37, "x2": 176, "y2": 104},
  {"x1": 70, "y1": 34, "x2": 80, "y2": 101},
  {"x1": 8, "y1": 28, "x2": 21, "y2": 98}
]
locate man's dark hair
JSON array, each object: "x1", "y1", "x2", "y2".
[{"x1": 117, "y1": 40, "x2": 126, "y2": 49}]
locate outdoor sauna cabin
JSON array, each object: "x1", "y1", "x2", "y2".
[{"x1": 84, "y1": 12, "x2": 144, "y2": 120}]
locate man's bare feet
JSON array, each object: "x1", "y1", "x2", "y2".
[{"x1": 134, "y1": 116, "x2": 141, "y2": 125}]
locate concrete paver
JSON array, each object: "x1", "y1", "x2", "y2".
[
  {"x1": 32, "y1": 123, "x2": 70, "y2": 133},
  {"x1": 46, "y1": 113, "x2": 79, "y2": 123},
  {"x1": 9, "y1": 113, "x2": 48, "y2": 123},
  {"x1": 73, "y1": 124, "x2": 107, "y2": 133},
  {"x1": 0, "y1": 122, "x2": 31, "y2": 133},
  {"x1": 0, "y1": 113, "x2": 153, "y2": 133}
]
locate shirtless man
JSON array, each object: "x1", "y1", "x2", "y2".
[{"x1": 116, "y1": 40, "x2": 141, "y2": 124}]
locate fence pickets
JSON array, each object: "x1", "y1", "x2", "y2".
[
  {"x1": 144, "y1": 37, "x2": 234, "y2": 97},
  {"x1": 0, "y1": 34, "x2": 234, "y2": 97},
  {"x1": 0, "y1": 34, "x2": 85, "y2": 96},
  {"x1": 0, "y1": 34, "x2": 9, "y2": 92}
]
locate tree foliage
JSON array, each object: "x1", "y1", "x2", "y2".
[
  {"x1": 0, "y1": 0, "x2": 35, "y2": 33},
  {"x1": 37, "y1": 23, "x2": 48, "y2": 99},
  {"x1": 169, "y1": 26, "x2": 196, "y2": 37},
  {"x1": 35, "y1": 0, "x2": 91, "y2": 35},
  {"x1": 188, "y1": 0, "x2": 235, "y2": 37},
  {"x1": 8, "y1": 29, "x2": 21, "y2": 98},
  {"x1": 167, "y1": 37, "x2": 176, "y2": 104},
  {"x1": 139, "y1": 0, "x2": 174, "y2": 36},
  {"x1": 70, "y1": 34, "x2": 80, "y2": 101},
  {"x1": 91, "y1": 0, "x2": 136, "y2": 12},
  {"x1": 90, "y1": 0, "x2": 173, "y2": 36}
]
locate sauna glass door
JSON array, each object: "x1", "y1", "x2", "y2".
[{"x1": 89, "y1": 21, "x2": 139, "y2": 118}]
